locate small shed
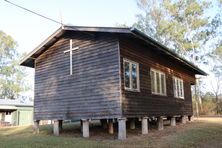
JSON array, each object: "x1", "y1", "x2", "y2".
[{"x1": 0, "y1": 99, "x2": 33, "y2": 126}]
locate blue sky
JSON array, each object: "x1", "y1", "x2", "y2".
[{"x1": 0, "y1": 0, "x2": 139, "y2": 54}]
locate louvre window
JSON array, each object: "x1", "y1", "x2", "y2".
[
  {"x1": 123, "y1": 59, "x2": 139, "y2": 91},
  {"x1": 150, "y1": 69, "x2": 166, "y2": 95}
]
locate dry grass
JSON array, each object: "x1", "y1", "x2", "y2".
[{"x1": 0, "y1": 117, "x2": 222, "y2": 148}]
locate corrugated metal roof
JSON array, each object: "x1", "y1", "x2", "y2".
[
  {"x1": 20, "y1": 25, "x2": 207, "y2": 75},
  {"x1": 0, "y1": 106, "x2": 17, "y2": 110},
  {"x1": 0, "y1": 99, "x2": 33, "y2": 107}
]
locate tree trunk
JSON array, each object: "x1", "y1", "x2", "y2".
[
  {"x1": 195, "y1": 83, "x2": 199, "y2": 117},
  {"x1": 216, "y1": 94, "x2": 219, "y2": 115}
]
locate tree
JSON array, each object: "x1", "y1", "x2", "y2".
[
  {"x1": 0, "y1": 31, "x2": 29, "y2": 99},
  {"x1": 208, "y1": 0, "x2": 222, "y2": 114},
  {"x1": 134, "y1": 0, "x2": 222, "y2": 115},
  {"x1": 134, "y1": 0, "x2": 214, "y2": 63},
  {"x1": 212, "y1": 0, "x2": 222, "y2": 59},
  {"x1": 199, "y1": 91, "x2": 216, "y2": 115}
]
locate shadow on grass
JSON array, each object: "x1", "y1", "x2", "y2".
[
  {"x1": 0, "y1": 125, "x2": 33, "y2": 136},
  {"x1": 0, "y1": 118, "x2": 222, "y2": 148}
]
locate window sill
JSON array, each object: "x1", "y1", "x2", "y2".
[
  {"x1": 175, "y1": 97, "x2": 185, "y2": 100},
  {"x1": 125, "y1": 88, "x2": 140, "y2": 92},
  {"x1": 151, "y1": 92, "x2": 167, "y2": 96}
]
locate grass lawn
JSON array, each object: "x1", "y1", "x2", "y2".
[{"x1": 0, "y1": 117, "x2": 222, "y2": 148}]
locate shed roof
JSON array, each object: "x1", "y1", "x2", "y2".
[
  {"x1": 0, "y1": 99, "x2": 33, "y2": 107},
  {"x1": 20, "y1": 25, "x2": 207, "y2": 75}
]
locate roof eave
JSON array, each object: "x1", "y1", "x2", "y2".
[
  {"x1": 19, "y1": 25, "x2": 131, "y2": 68},
  {"x1": 20, "y1": 26, "x2": 65, "y2": 68},
  {"x1": 130, "y1": 28, "x2": 207, "y2": 76},
  {"x1": 19, "y1": 25, "x2": 207, "y2": 76}
]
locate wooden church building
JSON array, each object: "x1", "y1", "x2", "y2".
[{"x1": 20, "y1": 26, "x2": 206, "y2": 139}]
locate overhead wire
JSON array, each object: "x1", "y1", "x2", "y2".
[{"x1": 4, "y1": 0, "x2": 62, "y2": 25}]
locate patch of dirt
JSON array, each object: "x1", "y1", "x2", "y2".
[
  {"x1": 42, "y1": 118, "x2": 222, "y2": 148},
  {"x1": 58, "y1": 120, "x2": 195, "y2": 140}
]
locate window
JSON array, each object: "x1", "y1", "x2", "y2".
[
  {"x1": 173, "y1": 77, "x2": 184, "y2": 99},
  {"x1": 150, "y1": 69, "x2": 166, "y2": 95},
  {"x1": 123, "y1": 59, "x2": 139, "y2": 91}
]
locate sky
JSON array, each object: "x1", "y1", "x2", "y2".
[
  {"x1": 0, "y1": 0, "x2": 139, "y2": 54},
  {"x1": 0, "y1": 0, "x2": 220, "y2": 97},
  {"x1": 0, "y1": 0, "x2": 140, "y2": 98}
]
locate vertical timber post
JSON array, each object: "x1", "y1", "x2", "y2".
[
  {"x1": 80, "y1": 120, "x2": 83, "y2": 133},
  {"x1": 59, "y1": 120, "x2": 63, "y2": 131},
  {"x1": 141, "y1": 117, "x2": 148, "y2": 135},
  {"x1": 33, "y1": 120, "x2": 40, "y2": 134},
  {"x1": 170, "y1": 117, "x2": 176, "y2": 126},
  {"x1": 108, "y1": 119, "x2": 114, "y2": 134},
  {"x1": 157, "y1": 116, "x2": 164, "y2": 130},
  {"x1": 53, "y1": 120, "x2": 59, "y2": 136},
  {"x1": 82, "y1": 119, "x2": 89, "y2": 138},
  {"x1": 188, "y1": 115, "x2": 194, "y2": 122},
  {"x1": 118, "y1": 118, "x2": 126, "y2": 140},
  {"x1": 129, "y1": 118, "x2": 135, "y2": 129}
]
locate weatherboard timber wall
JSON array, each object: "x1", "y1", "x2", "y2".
[
  {"x1": 119, "y1": 37, "x2": 195, "y2": 117},
  {"x1": 34, "y1": 32, "x2": 121, "y2": 120}
]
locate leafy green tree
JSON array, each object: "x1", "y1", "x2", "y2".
[
  {"x1": 207, "y1": 0, "x2": 222, "y2": 114},
  {"x1": 0, "y1": 31, "x2": 29, "y2": 99},
  {"x1": 209, "y1": 65, "x2": 222, "y2": 114},
  {"x1": 212, "y1": 0, "x2": 222, "y2": 59},
  {"x1": 134, "y1": 0, "x2": 215, "y2": 62},
  {"x1": 199, "y1": 91, "x2": 216, "y2": 115},
  {"x1": 134, "y1": 0, "x2": 222, "y2": 115}
]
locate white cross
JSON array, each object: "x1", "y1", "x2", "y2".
[{"x1": 64, "y1": 39, "x2": 79, "y2": 75}]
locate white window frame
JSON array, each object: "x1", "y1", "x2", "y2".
[
  {"x1": 123, "y1": 58, "x2": 140, "y2": 91},
  {"x1": 150, "y1": 68, "x2": 167, "y2": 96},
  {"x1": 173, "y1": 77, "x2": 184, "y2": 99}
]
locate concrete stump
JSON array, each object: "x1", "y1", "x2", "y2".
[
  {"x1": 82, "y1": 119, "x2": 89, "y2": 138},
  {"x1": 53, "y1": 120, "x2": 59, "y2": 136},
  {"x1": 181, "y1": 116, "x2": 187, "y2": 124},
  {"x1": 157, "y1": 117, "x2": 164, "y2": 130},
  {"x1": 170, "y1": 117, "x2": 176, "y2": 126},
  {"x1": 108, "y1": 119, "x2": 114, "y2": 134},
  {"x1": 33, "y1": 120, "x2": 40, "y2": 134},
  {"x1": 129, "y1": 118, "x2": 135, "y2": 129},
  {"x1": 141, "y1": 117, "x2": 148, "y2": 135},
  {"x1": 118, "y1": 118, "x2": 126, "y2": 140}
]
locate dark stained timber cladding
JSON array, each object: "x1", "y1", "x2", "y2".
[
  {"x1": 34, "y1": 32, "x2": 121, "y2": 120},
  {"x1": 120, "y1": 37, "x2": 195, "y2": 117}
]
